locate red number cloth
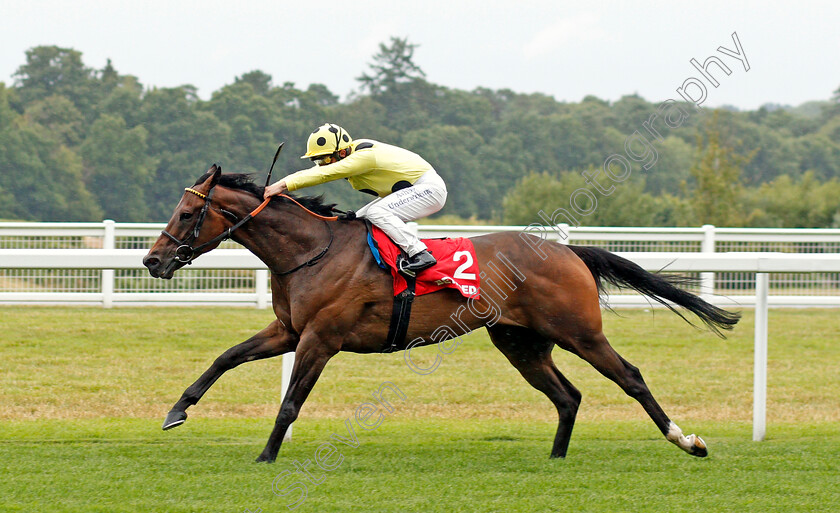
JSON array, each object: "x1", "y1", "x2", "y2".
[{"x1": 370, "y1": 225, "x2": 481, "y2": 299}]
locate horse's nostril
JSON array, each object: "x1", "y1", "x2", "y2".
[{"x1": 144, "y1": 256, "x2": 160, "y2": 269}]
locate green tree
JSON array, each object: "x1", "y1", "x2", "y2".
[
  {"x1": 22, "y1": 94, "x2": 84, "y2": 146},
  {"x1": 100, "y1": 75, "x2": 144, "y2": 127},
  {"x1": 402, "y1": 125, "x2": 487, "y2": 218},
  {"x1": 0, "y1": 184, "x2": 17, "y2": 220},
  {"x1": 45, "y1": 145, "x2": 103, "y2": 221},
  {"x1": 206, "y1": 81, "x2": 280, "y2": 173},
  {"x1": 138, "y1": 86, "x2": 232, "y2": 219},
  {"x1": 684, "y1": 111, "x2": 753, "y2": 227},
  {"x1": 0, "y1": 84, "x2": 22, "y2": 219},
  {"x1": 13, "y1": 46, "x2": 102, "y2": 123},
  {"x1": 9, "y1": 43, "x2": 840, "y2": 226},
  {"x1": 81, "y1": 114, "x2": 152, "y2": 221},
  {"x1": 357, "y1": 37, "x2": 426, "y2": 96},
  {"x1": 474, "y1": 132, "x2": 529, "y2": 221},
  {"x1": 644, "y1": 136, "x2": 693, "y2": 195},
  {"x1": 13, "y1": 46, "x2": 91, "y2": 100},
  {"x1": 745, "y1": 172, "x2": 840, "y2": 228},
  {"x1": 503, "y1": 171, "x2": 666, "y2": 227},
  {"x1": 792, "y1": 131, "x2": 840, "y2": 180},
  {"x1": 330, "y1": 96, "x2": 396, "y2": 143},
  {"x1": 435, "y1": 88, "x2": 495, "y2": 135},
  {"x1": 306, "y1": 84, "x2": 340, "y2": 107},
  {"x1": 354, "y1": 37, "x2": 440, "y2": 134},
  {"x1": 0, "y1": 123, "x2": 101, "y2": 221},
  {"x1": 235, "y1": 70, "x2": 273, "y2": 96},
  {"x1": 612, "y1": 94, "x2": 654, "y2": 133},
  {"x1": 0, "y1": 82, "x2": 101, "y2": 221},
  {"x1": 826, "y1": 84, "x2": 840, "y2": 118}
]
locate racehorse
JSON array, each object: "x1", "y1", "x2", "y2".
[{"x1": 143, "y1": 164, "x2": 740, "y2": 462}]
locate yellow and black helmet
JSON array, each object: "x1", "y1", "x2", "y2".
[{"x1": 300, "y1": 123, "x2": 352, "y2": 159}]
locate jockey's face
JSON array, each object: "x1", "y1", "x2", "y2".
[{"x1": 311, "y1": 154, "x2": 335, "y2": 166}]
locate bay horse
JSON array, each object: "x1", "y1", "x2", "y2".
[{"x1": 143, "y1": 165, "x2": 739, "y2": 463}]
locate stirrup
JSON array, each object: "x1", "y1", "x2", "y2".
[
  {"x1": 397, "y1": 251, "x2": 435, "y2": 277},
  {"x1": 397, "y1": 255, "x2": 417, "y2": 278}
]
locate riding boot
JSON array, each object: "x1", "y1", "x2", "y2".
[{"x1": 398, "y1": 250, "x2": 436, "y2": 276}]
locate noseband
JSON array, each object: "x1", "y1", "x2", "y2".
[{"x1": 160, "y1": 185, "x2": 333, "y2": 275}]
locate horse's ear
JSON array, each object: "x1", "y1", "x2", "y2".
[{"x1": 208, "y1": 163, "x2": 222, "y2": 187}]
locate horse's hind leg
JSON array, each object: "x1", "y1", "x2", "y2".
[
  {"x1": 163, "y1": 320, "x2": 297, "y2": 430},
  {"x1": 566, "y1": 330, "x2": 708, "y2": 457},
  {"x1": 487, "y1": 325, "x2": 581, "y2": 458}
]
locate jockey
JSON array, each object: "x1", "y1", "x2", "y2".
[{"x1": 264, "y1": 123, "x2": 448, "y2": 274}]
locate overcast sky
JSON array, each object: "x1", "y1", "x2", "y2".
[{"x1": 2, "y1": 0, "x2": 839, "y2": 110}]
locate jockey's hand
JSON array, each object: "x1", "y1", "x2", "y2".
[{"x1": 264, "y1": 180, "x2": 288, "y2": 199}]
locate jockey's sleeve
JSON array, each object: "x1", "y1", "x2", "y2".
[{"x1": 283, "y1": 150, "x2": 376, "y2": 192}]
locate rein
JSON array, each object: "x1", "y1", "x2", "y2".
[
  {"x1": 161, "y1": 187, "x2": 337, "y2": 275},
  {"x1": 277, "y1": 194, "x2": 338, "y2": 221},
  {"x1": 272, "y1": 193, "x2": 336, "y2": 276}
]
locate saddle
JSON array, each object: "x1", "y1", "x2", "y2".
[{"x1": 366, "y1": 224, "x2": 481, "y2": 299}]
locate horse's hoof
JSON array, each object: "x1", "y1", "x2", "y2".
[
  {"x1": 687, "y1": 435, "x2": 708, "y2": 457},
  {"x1": 255, "y1": 453, "x2": 276, "y2": 463},
  {"x1": 162, "y1": 410, "x2": 187, "y2": 430}
]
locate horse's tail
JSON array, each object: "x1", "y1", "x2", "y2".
[{"x1": 567, "y1": 245, "x2": 740, "y2": 336}]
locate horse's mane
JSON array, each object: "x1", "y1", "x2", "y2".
[{"x1": 194, "y1": 171, "x2": 338, "y2": 217}]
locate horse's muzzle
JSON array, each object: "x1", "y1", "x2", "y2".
[{"x1": 143, "y1": 253, "x2": 177, "y2": 279}]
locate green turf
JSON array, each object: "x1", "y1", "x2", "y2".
[
  {"x1": 1, "y1": 307, "x2": 839, "y2": 512},
  {"x1": 1, "y1": 419, "x2": 838, "y2": 512}
]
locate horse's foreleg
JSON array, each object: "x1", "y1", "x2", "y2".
[
  {"x1": 487, "y1": 326, "x2": 582, "y2": 459},
  {"x1": 255, "y1": 336, "x2": 337, "y2": 463},
  {"x1": 163, "y1": 320, "x2": 297, "y2": 430},
  {"x1": 570, "y1": 331, "x2": 708, "y2": 457}
]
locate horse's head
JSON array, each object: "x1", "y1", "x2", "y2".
[
  {"x1": 143, "y1": 164, "x2": 233, "y2": 279},
  {"x1": 144, "y1": 163, "x2": 342, "y2": 279}
]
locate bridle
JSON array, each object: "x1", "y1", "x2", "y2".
[{"x1": 161, "y1": 184, "x2": 336, "y2": 276}]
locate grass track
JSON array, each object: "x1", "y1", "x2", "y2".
[
  {"x1": 1, "y1": 419, "x2": 838, "y2": 512},
  {"x1": 1, "y1": 307, "x2": 839, "y2": 512}
]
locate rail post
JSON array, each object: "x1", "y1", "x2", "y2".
[
  {"x1": 256, "y1": 269, "x2": 269, "y2": 309},
  {"x1": 558, "y1": 223, "x2": 570, "y2": 244},
  {"x1": 102, "y1": 220, "x2": 116, "y2": 308},
  {"x1": 282, "y1": 352, "x2": 295, "y2": 440},
  {"x1": 753, "y1": 272, "x2": 769, "y2": 441},
  {"x1": 701, "y1": 224, "x2": 716, "y2": 302}
]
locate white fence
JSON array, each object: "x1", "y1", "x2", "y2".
[
  {"x1": 0, "y1": 220, "x2": 272, "y2": 307},
  {"x1": 3, "y1": 221, "x2": 840, "y2": 307}
]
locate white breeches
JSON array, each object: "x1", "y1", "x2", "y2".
[{"x1": 355, "y1": 169, "x2": 448, "y2": 256}]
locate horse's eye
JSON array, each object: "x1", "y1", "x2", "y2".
[{"x1": 180, "y1": 212, "x2": 193, "y2": 221}]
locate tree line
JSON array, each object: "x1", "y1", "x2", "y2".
[{"x1": 2, "y1": 38, "x2": 840, "y2": 227}]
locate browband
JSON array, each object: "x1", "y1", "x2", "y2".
[{"x1": 184, "y1": 187, "x2": 207, "y2": 199}]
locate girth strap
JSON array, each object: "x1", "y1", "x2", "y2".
[
  {"x1": 365, "y1": 218, "x2": 416, "y2": 353},
  {"x1": 384, "y1": 274, "x2": 416, "y2": 353}
]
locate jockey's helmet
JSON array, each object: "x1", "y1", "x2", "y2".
[{"x1": 301, "y1": 123, "x2": 352, "y2": 159}]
